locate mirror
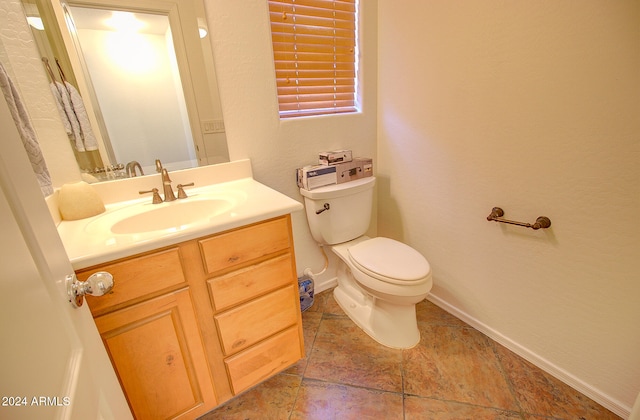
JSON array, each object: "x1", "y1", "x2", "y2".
[{"x1": 20, "y1": 0, "x2": 229, "y2": 182}]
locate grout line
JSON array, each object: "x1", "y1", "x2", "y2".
[
  {"x1": 401, "y1": 347, "x2": 407, "y2": 419},
  {"x1": 287, "y1": 304, "x2": 326, "y2": 419},
  {"x1": 488, "y1": 336, "x2": 527, "y2": 420},
  {"x1": 299, "y1": 376, "x2": 404, "y2": 396}
]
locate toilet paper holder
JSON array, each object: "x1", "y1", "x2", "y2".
[{"x1": 487, "y1": 207, "x2": 551, "y2": 230}]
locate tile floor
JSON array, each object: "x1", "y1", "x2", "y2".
[{"x1": 199, "y1": 289, "x2": 621, "y2": 419}]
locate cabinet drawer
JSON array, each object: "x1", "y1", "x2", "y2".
[
  {"x1": 199, "y1": 217, "x2": 290, "y2": 274},
  {"x1": 215, "y1": 286, "x2": 298, "y2": 355},
  {"x1": 208, "y1": 254, "x2": 294, "y2": 311},
  {"x1": 225, "y1": 326, "x2": 302, "y2": 395},
  {"x1": 79, "y1": 248, "x2": 186, "y2": 315}
]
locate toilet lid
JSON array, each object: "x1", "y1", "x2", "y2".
[{"x1": 347, "y1": 237, "x2": 430, "y2": 282}]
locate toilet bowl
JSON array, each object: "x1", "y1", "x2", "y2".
[
  {"x1": 299, "y1": 177, "x2": 433, "y2": 349},
  {"x1": 331, "y1": 236, "x2": 431, "y2": 348}
]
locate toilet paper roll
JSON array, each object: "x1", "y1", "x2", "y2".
[{"x1": 58, "y1": 181, "x2": 106, "y2": 221}]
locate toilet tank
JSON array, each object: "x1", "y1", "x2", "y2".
[{"x1": 299, "y1": 177, "x2": 375, "y2": 245}]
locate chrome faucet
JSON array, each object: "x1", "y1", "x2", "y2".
[
  {"x1": 125, "y1": 161, "x2": 144, "y2": 177},
  {"x1": 161, "y1": 168, "x2": 177, "y2": 202}
]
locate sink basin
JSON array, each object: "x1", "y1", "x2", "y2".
[
  {"x1": 55, "y1": 161, "x2": 306, "y2": 270},
  {"x1": 84, "y1": 193, "x2": 241, "y2": 236},
  {"x1": 110, "y1": 198, "x2": 235, "y2": 234}
]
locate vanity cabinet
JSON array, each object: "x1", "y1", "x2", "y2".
[
  {"x1": 200, "y1": 216, "x2": 303, "y2": 395},
  {"x1": 76, "y1": 215, "x2": 303, "y2": 418}
]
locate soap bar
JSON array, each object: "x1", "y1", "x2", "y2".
[{"x1": 58, "y1": 181, "x2": 106, "y2": 221}]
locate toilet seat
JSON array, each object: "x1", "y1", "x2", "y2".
[{"x1": 348, "y1": 237, "x2": 431, "y2": 285}]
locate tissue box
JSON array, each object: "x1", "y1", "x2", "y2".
[
  {"x1": 319, "y1": 150, "x2": 352, "y2": 165},
  {"x1": 297, "y1": 164, "x2": 337, "y2": 190},
  {"x1": 335, "y1": 157, "x2": 373, "y2": 184}
]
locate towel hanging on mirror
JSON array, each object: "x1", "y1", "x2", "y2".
[{"x1": 46, "y1": 57, "x2": 98, "y2": 152}]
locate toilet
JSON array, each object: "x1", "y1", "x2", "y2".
[{"x1": 300, "y1": 177, "x2": 432, "y2": 349}]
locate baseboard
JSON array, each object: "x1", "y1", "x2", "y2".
[
  {"x1": 314, "y1": 276, "x2": 337, "y2": 295},
  {"x1": 427, "y1": 293, "x2": 631, "y2": 419}
]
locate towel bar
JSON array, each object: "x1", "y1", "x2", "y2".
[{"x1": 486, "y1": 207, "x2": 551, "y2": 230}]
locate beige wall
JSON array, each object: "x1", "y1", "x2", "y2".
[
  {"x1": 204, "y1": 0, "x2": 378, "y2": 285},
  {"x1": 377, "y1": 0, "x2": 639, "y2": 415}
]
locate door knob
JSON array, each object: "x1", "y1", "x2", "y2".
[{"x1": 66, "y1": 271, "x2": 114, "y2": 308}]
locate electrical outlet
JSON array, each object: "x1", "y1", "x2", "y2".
[{"x1": 202, "y1": 119, "x2": 225, "y2": 134}]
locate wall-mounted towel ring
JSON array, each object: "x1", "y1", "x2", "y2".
[{"x1": 487, "y1": 207, "x2": 551, "y2": 230}]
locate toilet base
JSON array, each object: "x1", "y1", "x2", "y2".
[{"x1": 333, "y1": 280, "x2": 421, "y2": 350}]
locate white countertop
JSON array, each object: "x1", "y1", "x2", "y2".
[{"x1": 57, "y1": 175, "x2": 303, "y2": 270}]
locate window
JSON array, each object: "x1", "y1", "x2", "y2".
[{"x1": 268, "y1": 0, "x2": 358, "y2": 118}]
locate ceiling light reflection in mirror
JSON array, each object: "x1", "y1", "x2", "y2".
[
  {"x1": 105, "y1": 11, "x2": 144, "y2": 32},
  {"x1": 76, "y1": 10, "x2": 166, "y2": 76},
  {"x1": 27, "y1": 16, "x2": 45, "y2": 30},
  {"x1": 70, "y1": 6, "x2": 197, "y2": 174}
]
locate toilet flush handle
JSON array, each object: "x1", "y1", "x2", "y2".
[{"x1": 315, "y1": 203, "x2": 330, "y2": 214}]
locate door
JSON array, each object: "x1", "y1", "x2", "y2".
[{"x1": 0, "y1": 92, "x2": 131, "y2": 419}]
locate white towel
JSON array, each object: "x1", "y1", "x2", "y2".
[
  {"x1": 50, "y1": 81, "x2": 83, "y2": 149},
  {"x1": 50, "y1": 80, "x2": 98, "y2": 152},
  {"x1": 65, "y1": 81, "x2": 98, "y2": 151},
  {"x1": 0, "y1": 63, "x2": 53, "y2": 196}
]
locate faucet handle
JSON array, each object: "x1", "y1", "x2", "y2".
[
  {"x1": 139, "y1": 188, "x2": 162, "y2": 204},
  {"x1": 176, "y1": 182, "x2": 195, "y2": 199}
]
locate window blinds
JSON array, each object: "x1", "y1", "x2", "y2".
[{"x1": 268, "y1": 0, "x2": 357, "y2": 118}]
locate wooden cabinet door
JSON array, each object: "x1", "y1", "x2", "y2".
[{"x1": 94, "y1": 289, "x2": 216, "y2": 420}]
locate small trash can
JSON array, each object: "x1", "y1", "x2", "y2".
[{"x1": 298, "y1": 275, "x2": 314, "y2": 312}]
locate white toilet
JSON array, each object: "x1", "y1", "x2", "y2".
[{"x1": 300, "y1": 177, "x2": 432, "y2": 349}]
